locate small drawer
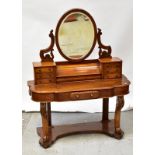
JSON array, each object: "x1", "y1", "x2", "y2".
[
  {"x1": 35, "y1": 79, "x2": 54, "y2": 84},
  {"x1": 103, "y1": 73, "x2": 121, "y2": 79},
  {"x1": 70, "y1": 91, "x2": 99, "y2": 100},
  {"x1": 35, "y1": 67, "x2": 53, "y2": 73},
  {"x1": 35, "y1": 73, "x2": 54, "y2": 79}
]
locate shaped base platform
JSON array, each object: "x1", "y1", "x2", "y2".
[{"x1": 37, "y1": 120, "x2": 124, "y2": 148}]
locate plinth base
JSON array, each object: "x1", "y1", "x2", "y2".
[{"x1": 37, "y1": 119, "x2": 124, "y2": 148}]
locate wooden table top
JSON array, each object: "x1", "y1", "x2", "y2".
[{"x1": 28, "y1": 75, "x2": 130, "y2": 94}]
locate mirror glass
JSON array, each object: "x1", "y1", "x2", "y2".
[{"x1": 57, "y1": 12, "x2": 95, "y2": 60}]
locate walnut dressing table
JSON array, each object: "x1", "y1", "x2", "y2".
[{"x1": 27, "y1": 9, "x2": 130, "y2": 148}]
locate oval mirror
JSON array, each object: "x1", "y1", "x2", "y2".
[{"x1": 55, "y1": 9, "x2": 97, "y2": 62}]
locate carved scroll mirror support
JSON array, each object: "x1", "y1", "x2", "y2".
[
  {"x1": 97, "y1": 28, "x2": 112, "y2": 58},
  {"x1": 40, "y1": 30, "x2": 55, "y2": 62}
]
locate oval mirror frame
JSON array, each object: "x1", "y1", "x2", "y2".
[{"x1": 55, "y1": 8, "x2": 97, "y2": 62}]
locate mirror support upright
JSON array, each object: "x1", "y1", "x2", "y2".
[
  {"x1": 97, "y1": 28, "x2": 112, "y2": 58},
  {"x1": 40, "y1": 30, "x2": 55, "y2": 62}
]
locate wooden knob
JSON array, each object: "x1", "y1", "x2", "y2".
[
  {"x1": 76, "y1": 94, "x2": 79, "y2": 98},
  {"x1": 90, "y1": 93, "x2": 93, "y2": 97}
]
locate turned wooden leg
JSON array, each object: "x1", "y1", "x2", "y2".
[
  {"x1": 47, "y1": 102, "x2": 51, "y2": 126},
  {"x1": 102, "y1": 98, "x2": 109, "y2": 121},
  {"x1": 114, "y1": 96, "x2": 124, "y2": 139},
  {"x1": 40, "y1": 102, "x2": 51, "y2": 148}
]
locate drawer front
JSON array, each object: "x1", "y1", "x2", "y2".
[
  {"x1": 35, "y1": 79, "x2": 54, "y2": 84},
  {"x1": 70, "y1": 91, "x2": 99, "y2": 100},
  {"x1": 35, "y1": 73, "x2": 54, "y2": 79},
  {"x1": 35, "y1": 67, "x2": 53, "y2": 73}
]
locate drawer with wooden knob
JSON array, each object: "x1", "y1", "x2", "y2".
[
  {"x1": 35, "y1": 79, "x2": 54, "y2": 84},
  {"x1": 35, "y1": 73, "x2": 54, "y2": 79},
  {"x1": 70, "y1": 91, "x2": 99, "y2": 100},
  {"x1": 35, "y1": 67, "x2": 53, "y2": 73}
]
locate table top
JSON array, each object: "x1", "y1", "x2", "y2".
[{"x1": 28, "y1": 75, "x2": 130, "y2": 94}]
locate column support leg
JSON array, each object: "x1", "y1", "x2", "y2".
[
  {"x1": 102, "y1": 98, "x2": 109, "y2": 121},
  {"x1": 40, "y1": 102, "x2": 51, "y2": 148},
  {"x1": 114, "y1": 96, "x2": 124, "y2": 139},
  {"x1": 47, "y1": 102, "x2": 51, "y2": 127}
]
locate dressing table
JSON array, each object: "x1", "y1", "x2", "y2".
[{"x1": 27, "y1": 9, "x2": 130, "y2": 148}]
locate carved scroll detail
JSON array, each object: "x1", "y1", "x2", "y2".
[
  {"x1": 97, "y1": 28, "x2": 112, "y2": 58},
  {"x1": 114, "y1": 96, "x2": 124, "y2": 138},
  {"x1": 40, "y1": 30, "x2": 54, "y2": 62}
]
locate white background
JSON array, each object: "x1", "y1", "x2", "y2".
[
  {"x1": 0, "y1": 0, "x2": 155, "y2": 155},
  {"x1": 22, "y1": 0, "x2": 133, "y2": 112}
]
